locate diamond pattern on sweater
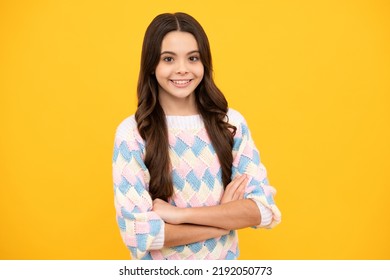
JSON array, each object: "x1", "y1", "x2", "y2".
[{"x1": 113, "y1": 110, "x2": 281, "y2": 260}]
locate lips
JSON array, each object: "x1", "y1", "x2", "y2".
[
  {"x1": 170, "y1": 79, "x2": 192, "y2": 84},
  {"x1": 170, "y1": 79, "x2": 193, "y2": 87}
]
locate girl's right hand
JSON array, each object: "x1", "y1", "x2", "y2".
[{"x1": 220, "y1": 174, "x2": 249, "y2": 204}]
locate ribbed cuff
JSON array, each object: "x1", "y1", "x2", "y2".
[{"x1": 255, "y1": 201, "x2": 273, "y2": 227}]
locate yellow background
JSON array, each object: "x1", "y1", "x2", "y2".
[{"x1": 1, "y1": 0, "x2": 389, "y2": 259}]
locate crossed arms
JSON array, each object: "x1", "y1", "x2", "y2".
[{"x1": 153, "y1": 174, "x2": 261, "y2": 247}]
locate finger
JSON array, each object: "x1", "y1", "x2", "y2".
[
  {"x1": 221, "y1": 175, "x2": 249, "y2": 203},
  {"x1": 230, "y1": 174, "x2": 246, "y2": 198},
  {"x1": 234, "y1": 176, "x2": 249, "y2": 200},
  {"x1": 232, "y1": 180, "x2": 245, "y2": 200},
  {"x1": 226, "y1": 175, "x2": 246, "y2": 193},
  {"x1": 232, "y1": 190, "x2": 240, "y2": 201},
  {"x1": 239, "y1": 176, "x2": 249, "y2": 191},
  {"x1": 224, "y1": 179, "x2": 242, "y2": 201}
]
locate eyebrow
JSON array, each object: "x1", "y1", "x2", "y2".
[{"x1": 160, "y1": 50, "x2": 200, "y2": 56}]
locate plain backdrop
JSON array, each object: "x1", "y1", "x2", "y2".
[{"x1": 1, "y1": 0, "x2": 389, "y2": 259}]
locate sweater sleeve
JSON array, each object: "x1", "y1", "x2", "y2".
[
  {"x1": 112, "y1": 117, "x2": 165, "y2": 259},
  {"x1": 229, "y1": 110, "x2": 282, "y2": 229}
]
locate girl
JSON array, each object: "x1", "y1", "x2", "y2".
[{"x1": 113, "y1": 12, "x2": 281, "y2": 260}]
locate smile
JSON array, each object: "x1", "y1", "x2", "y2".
[
  {"x1": 170, "y1": 79, "x2": 193, "y2": 88},
  {"x1": 170, "y1": 79, "x2": 192, "y2": 85}
]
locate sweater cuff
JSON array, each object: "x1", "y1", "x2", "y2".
[
  {"x1": 255, "y1": 201, "x2": 273, "y2": 227},
  {"x1": 149, "y1": 221, "x2": 165, "y2": 250}
]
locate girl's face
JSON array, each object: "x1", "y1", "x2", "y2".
[{"x1": 155, "y1": 31, "x2": 204, "y2": 114}]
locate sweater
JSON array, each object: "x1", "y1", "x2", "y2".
[{"x1": 112, "y1": 108, "x2": 281, "y2": 260}]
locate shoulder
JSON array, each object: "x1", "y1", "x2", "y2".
[
  {"x1": 227, "y1": 108, "x2": 253, "y2": 139},
  {"x1": 227, "y1": 108, "x2": 248, "y2": 127},
  {"x1": 114, "y1": 115, "x2": 142, "y2": 143}
]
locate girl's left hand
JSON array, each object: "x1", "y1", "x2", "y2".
[
  {"x1": 220, "y1": 174, "x2": 249, "y2": 204},
  {"x1": 153, "y1": 198, "x2": 183, "y2": 224}
]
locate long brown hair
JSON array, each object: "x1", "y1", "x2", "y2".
[{"x1": 135, "y1": 12, "x2": 236, "y2": 201}]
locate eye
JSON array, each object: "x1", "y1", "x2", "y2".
[
  {"x1": 189, "y1": 56, "x2": 200, "y2": 62},
  {"x1": 162, "y1": 56, "x2": 174, "y2": 62}
]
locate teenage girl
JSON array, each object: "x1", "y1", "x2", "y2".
[{"x1": 113, "y1": 12, "x2": 281, "y2": 260}]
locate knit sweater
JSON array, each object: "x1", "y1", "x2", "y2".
[{"x1": 112, "y1": 108, "x2": 281, "y2": 260}]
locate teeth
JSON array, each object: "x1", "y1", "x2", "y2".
[{"x1": 172, "y1": 80, "x2": 191, "y2": 85}]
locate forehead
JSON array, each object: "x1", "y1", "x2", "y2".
[{"x1": 161, "y1": 31, "x2": 199, "y2": 52}]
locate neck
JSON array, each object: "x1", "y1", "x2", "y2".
[{"x1": 158, "y1": 92, "x2": 198, "y2": 116}]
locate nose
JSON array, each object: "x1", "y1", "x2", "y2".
[{"x1": 176, "y1": 60, "x2": 189, "y2": 75}]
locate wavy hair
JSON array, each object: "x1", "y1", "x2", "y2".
[{"x1": 135, "y1": 12, "x2": 236, "y2": 201}]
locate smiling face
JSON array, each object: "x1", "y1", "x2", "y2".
[{"x1": 155, "y1": 31, "x2": 204, "y2": 115}]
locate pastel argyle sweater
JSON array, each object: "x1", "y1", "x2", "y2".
[{"x1": 112, "y1": 108, "x2": 281, "y2": 260}]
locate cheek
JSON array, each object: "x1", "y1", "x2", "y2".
[
  {"x1": 155, "y1": 70, "x2": 167, "y2": 88},
  {"x1": 155, "y1": 64, "x2": 170, "y2": 80},
  {"x1": 194, "y1": 65, "x2": 204, "y2": 79}
]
